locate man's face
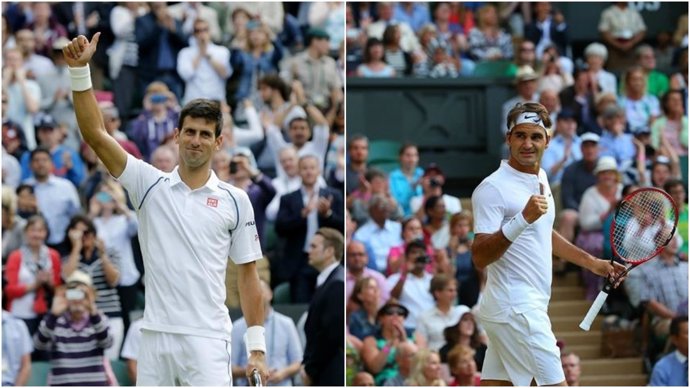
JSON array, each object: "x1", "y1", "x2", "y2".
[
  {"x1": 311, "y1": 37, "x2": 330, "y2": 56},
  {"x1": 518, "y1": 42, "x2": 536, "y2": 64},
  {"x1": 308, "y1": 234, "x2": 330, "y2": 269},
  {"x1": 672, "y1": 321, "x2": 688, "y2": 356},
  {"x1": 175, "y1": 117, "x2": 221, "y2": 170},
  {"x1": 259, "y1": 84, "x2": 274, "y2": 104},
  {"x1": 638, "y1": 49, "x2": 656, "y2": 71},
  {"x1": 346, "y1": 242, "x2": 367, "y2": 272},
  {"x1": 517, "y1": 80, "x2": 537, "y2": 99},
  {"x1": 152, "y1": 148, "x2": 176, "y2": 173},
  {"x1": 289, "y1": 120, "x2": 311, "y2": 147},
  {"x1": 30, "y1": 152, "x2": 53, "y2": 179},
  {"x1": 507, "y1": 124, "x2": 550, "y2": 171},
  {"x1": 4, "y1": 50, "x2": 22, "y2": 70},
  {"x1": 539, "y1": 90, "x2": 559, "y2": 113},
  {"x1": 667, "y1": 184, "x2": 686, "y2": 210},
  {"x1": 406, "y1": 247, "x2": 427, "y2": 273},
  {"x1": 378, "y1": 3, "x2": 393, "y2": 20},
  {"x1": 561, "y1": 354, "x2": 581, "y2": 385},
  {"x1": 193, "y1": 21, "x2": 211, "y2": 45},
  {"x1": 298, "y1": 157, "x2": 320, "y2": 186},
  {"x1": 556, "y1": 117, "x2": 577, "y2": 137},
  {"x1": 15, "y1": 29, "x2": 36, "y2": 56},
  {"x1": 102, "y1": 111, "x2": 121, "y2": 134},
  {"x1": 349, "y1": 139, "x2": 368, "y2": 164},
  {"x1": 279, "y1": 149, "x2": 298, "y2": 177},
  {"x1": 435, "y1": 281, "x2": 457, "y2": 305},
  {"x1": 369, "y1": 200, "x2": 389, "y2": 224},
  {"x1": 581, "y1": 142, "x2": 599, "y2": 162},
  {"x1": 399, "y1": 146, "x2": 419, "y2": 170},
  {"x1": 36, "y1": 126, "x2": 58, "y2": 147}
]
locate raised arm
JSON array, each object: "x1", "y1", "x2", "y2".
[{"x1": 63, "y1": 33, "x2": 127, "y2": 178}]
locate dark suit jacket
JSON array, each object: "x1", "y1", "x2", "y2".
[
  {"x1": 303, "y1": 264, "x2": 345, "y2": 386},
  {"x1": 524, "y1": 17, "x2": 569, "y2": 55},
  {"x1": 274, "y1": 186, "x2": 344, "y2": 279},
  {"x1": 134, "y1": 12, "x2": 187, "y2": 80}
]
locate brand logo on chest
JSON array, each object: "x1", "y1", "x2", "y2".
[{"x1": 207, "y1": 197, "x2": 219, "y2": 208}]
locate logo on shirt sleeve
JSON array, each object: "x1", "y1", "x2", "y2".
[{"x1": 207, "y1": 198, "x2": 218, "y2": 208}]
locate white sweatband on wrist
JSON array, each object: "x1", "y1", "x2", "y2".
[
  {"x1": 501, "y1": 212, "x2": 530, "y2": 242},
  {"x1": 244, "y1": 325, "x2": 266, "y2": 358},
  {"x1": 68, "y1": 65, "x2": 92, "y2": 92}
]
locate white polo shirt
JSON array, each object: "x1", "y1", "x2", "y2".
[
  {"x1": 117, "y1": 154, "x2": 263, "y2": 341},
  {"x1": 471, "y1": 161, "x2": 555, "y2": 323}
]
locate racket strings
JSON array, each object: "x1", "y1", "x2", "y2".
[{"x1": 612, "y1": 191, "x2": 676, "y2": 263}]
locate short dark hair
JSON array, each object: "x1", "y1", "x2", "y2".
[
  {"x1": 288, "y1": 116, "x2": 309, "y2": 129},
  {"x1": 429, "y1": 274, "x2": 454, "y2": 300},
  {"x1": 30, "y1": 147, "x2": 52, "y2": 162},
  {"x1": 16, "y1": 184, "x2": 35, "y2": 196},
  {"x1": 663, "y1": 179, "x2": 685, "y2": 194},
  {"x1": 63, "y1": 214, "x2": 97, "y2": 253},
  {"x1": 398, "y1": 143, "x2": 417, "y2": 156},
  {"x1": 178, "y1": 99, "x2": 223, "y2": 137},
  {"x1": 315, "y1": 227, "x2": 344, "y2": 262},
  {"x1": 405, "y1": 239, "x2": 427, "y2": 257},
  {"x1": 348, "y1": 134, "x2": 369, "y2": 149},
  {"x1": 364, "y1": 167, "x2": 386, "y2": 182},
  {"x1": 363, "y1": 37, "x2": 383, "y2": 63},
  {"x1": 670, "y1": 315, "x2": 688, "y2": 336},
  {"x1": 660, "y1": 89, "x2": 684, "y2": 115},
  {"x1": 424, "y1": 195, "x2": 443, "y2": 215},
  {"x1": 258, "y1": 74, "x2": 290, "y2": 101}
]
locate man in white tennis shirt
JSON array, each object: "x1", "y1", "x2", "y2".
[
  {"x1": 63, "y1": 33, "x2": 269, "y2": 385},
  {"x1": 471, "y1": 102, "x2": 626, "y2": 386}
]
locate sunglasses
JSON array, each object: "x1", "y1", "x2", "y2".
[
  {"x1": 194, "y1": 27, "x2": 209, "y2": 33},
  {"x1": 383, "y1": 307, "x2": 406, "y2": 316}
]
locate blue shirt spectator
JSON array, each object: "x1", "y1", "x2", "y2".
[
  {"x1": 353, "y1": 218, "x2": 403, "y2": 273},
  {"x1": 2, "y1": 310, "x2": 33, "y2": 386},
  {"x1": 598, "y1": 130, "x2": 636, "y2": 170},
  {"x1": 389, "y1": 167, "x2": 423, "y2": 217},
  {"x1": 649, "y1": 350, "x2": 688, "y2": 386},
  {"x1": 393, "y1": 3, "x2": 431, "y2": 32}
]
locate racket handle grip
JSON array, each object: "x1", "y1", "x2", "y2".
[
  {"x1": 252, "y1": 369, "x2": 262, "y2": 387},
  {"x1": 579, "y1": 290, "x2": 609, "y2": 331}
]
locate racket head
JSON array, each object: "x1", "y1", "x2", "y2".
[{"x1": 610, "y1": 187, "x2": 679, "y2": 265}]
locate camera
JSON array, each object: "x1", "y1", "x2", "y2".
[
  {"x1": 415, "y1": 255, "x2": 430, "y2": 264},
  {"x1": 429, "y1": 177, "x2": 442, "y2": 188},
  {"x1": 66, "y1": 288, "x2": 85, "y2": 301},
  {"x1": 229, "y1": 161, "x2": 238, "y2": 174}
]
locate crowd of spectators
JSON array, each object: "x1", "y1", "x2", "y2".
[
  {"x1": 346, "y1": 2, "x2": 687, "y2": 385},
  {"x1": 2, "y1": 1, "x2": 344, "y2": 385}
]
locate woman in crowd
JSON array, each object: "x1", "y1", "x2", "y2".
[
  {"x1": 619, "y1": 66, "x2": 661, "y2": 131},
  {"x1": 538, "y1": 47, "x2": 573, "y2": 94},
  {"x1": 4, "y1": 215, "x2": 62, "y2": 338},
  {"x1": 650, "y1": 90, "x2": 687, "y2": 156},
  {"x1": 348, "y1": 276, "x2": 382, "y2": 340},
  {"x1": 448, "y1": 210, "x2": 483, "y2": 307},
  {"x1": 62, "y1": 215, "x2": 123, "y2": 360},
  {"x1": 382, "y1": 24, "x2": 415, "y2": 76},
  {"x1": 389, "y1": 144, "x2": 424, "y2": 217},
  {"x1": 356, "y1": 37, "x2": 395, "y2": 78},
  {"x1": 2, "y1": 186, "x2": 25, "y2": 262},
  {"x1": 423, "y1": 195, "x2": 450, "y2": 250},
  {"x1": 584, "y1": 42, "x2": 617, "y2": 95},
  {"x1": 577, "y1": 156, "x2": 622, "y2": 300},
  {"x1": 447, "y1": 344, "x2": 481, "y2": 386},
  {"x1": 439, "y1": 311, "x2": 487, "y2": 371},
  {"x1": 467, "y1": 4, "x2": 513, "y2": 62},
  {"x1": 386, "y1": 217, "x2": 435, "y2": 276},
  {"x1": 405, "y1": 348, "x2": 445, "y2": 386}
]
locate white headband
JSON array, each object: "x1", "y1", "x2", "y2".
[{"x1": 509, "y1": 112, "x2": 547, "y2": 133}]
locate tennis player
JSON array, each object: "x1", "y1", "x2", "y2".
[
  {"x1": 63, "y1": 33, "x2": 268, "y2": 385},
  {"x1": 471, "y1": 102, "x2": 626, "y2": 386}
]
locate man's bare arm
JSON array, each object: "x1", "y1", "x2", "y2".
[
  {"x1": 237, "y1": 261, "x2": 269, "y2": 382},
  {"x1": 63, "y1": 33, "x2": 127, "y2": 177},
  {"x1": 471, "y1": 232, "x2": 512, "y2": 269}
]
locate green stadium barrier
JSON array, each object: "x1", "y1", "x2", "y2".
[{"x1": 26, "y1": 361, "x2": 50, "y2": 386}]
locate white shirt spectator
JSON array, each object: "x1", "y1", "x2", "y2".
[
  {"x1": 94, "y1": 213, "x2": 140, "y2": 287},
  {"x1": 386, "y1": 271, "x2": 434, "y2": 329},
  {"x1": 353, "y1": 219, "x2": 403, "y2": 272},
  {"x1": 2, "y1": 148, "x2": 21, "y2": 189},
  {"x1": 416, "y1": 304, "x2": 471, "y2": 351},
  {"x1": 177, "y1": 43, "x2": 231, "y2": 105},
  {"x1": 23, "y1": 175, "x2": 80, "y2": 245}
]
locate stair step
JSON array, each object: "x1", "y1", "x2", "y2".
[
  {"x1": 580, "y1": 373, "x2": 648, "y2": 386},
  {"x1": 551, "y1": 315, "x2": 603, "y2": 332},
  {"x1": 580, "y1": 357, "x2": 644, "y2": 375},
  {"x1": 549, "y1": 300, "x2": 591, "y2": 316},
  {"x1": 553, "y1": 271, "x2": 581, "y2": 287},
  {"x1": 561, "y1": 344, "x2": 601, "y2": 359},
  {"x1": 551, "y1": 286, "x2": 585, "y2": 301},
  {"x1": 554, "y1": 330, "x2": 602, "y2": 346}
]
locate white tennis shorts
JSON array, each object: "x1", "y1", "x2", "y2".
[
  {"x1": 136, "y1": 329, "x2": 233, "y2": 386},
  {"x1": 480, "y1": 308, "x2": 565, "y2": 386}
]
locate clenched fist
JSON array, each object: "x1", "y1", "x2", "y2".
[{"x1": 522, "y1": 195, "x2": 549, "y2": 224}]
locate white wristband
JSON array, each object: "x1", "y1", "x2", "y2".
[
  {"x1": 501, "y1": 212, "x2": 530, "y2": 242},
  {"x1": 244, "y1": 325, "x2": 266, "y2": 358},
  {"x1": 68, "y1": 65, "x2": 92, "y2": 92}
]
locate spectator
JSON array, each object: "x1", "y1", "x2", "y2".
[
  {"x1": 266, "y1": 146, "x2": 301, "y2": 222},
  {"x1": 432, "y1": 2, "x2": 467, "y2": 59},
  {"x1": 510, "y1": 40, "x2": 538, "y2": 75},
  {"x1": 648, "y1": 156, "x2": 681, "y2": 189},
  {"x1": 387, "y1": 239, "x2": 435, "y2": 329},
  {"x1": 88, "y1": 180, "x2": 140, "y2": 338},
  {"x1": 560, "y1": 352, "x2": 582, "y2": 386},
  {"x1": 361, "y1": 299, "x2": 421, "y2": 385},
  {"x1": 383, "y1": 342, "x2": 418, "y2": 386},
  {"x1": 100, "y1": 104, "x2": 143, "y2": 159},
  {"x1": 584, "y1": 42, "x2": 617, "y2": 95},
  {"x1": 231, "y1": 280, "x2": 302, "y2": 386},
  {"x1": 633, "y1": 44, "x2": 669, "y2": 98},
  {"x1": 1, "y1": 282, "x2": 33, "y2": 386},
  {"x1": 24, "y1": 2, "x2": 68, "y2": 58},
  {"x1": 348, "y1": 276, "x2": 383, "y2": 341},
  {"x1": 537, "y1": 47, "x2": 573, "y2": 94},
  {"x1": 177, "y1": 18, "x2": 231, "y2": 105},
  {"x1": 393, "y1": 3, "x2": 431, "y2": 33},
  {"x1": 14, "y1": 183, "x2": 39, "y2": 221},
  {"x1": 4, "y1": 215, "x2": 62, "y2": 338},
  {"x1": 416, "y1": 274, "x2": 470, "y2": 351},
  {"x1": 651, "y1": 90, "x2": 687, "y2": 156},
  {"x1": 3, "y1": 48, "x2": 41, "y2": 150},
  {"x1": 649, "y1": 315, "x2": 688, "y2": 386},
  {"x1": 20, "y1": 113, "x2": 86, "y2": 188},
  {"x1": 222, "y1": 3, "x2": 284, "y2": 38},
  {"x1": 542, "y1": 109, "x2": 582, "y2": 186},
  {"x1": 275, "y1": 154, "x2": 343, "y2": 302},
  {"x1": 14, "y1": 28, "x2": 56, "y2": 79},
  {"x1": 353, "y1": 194, "x2": 403, "y2": 273},
  {"x1": 427, "y1": 38, "x2": 460, "y2": 78},
  {"x1": 353, "y1": 371, "x2": 375, "y2": 386},
  {"x1": 128, "y1": 82, "x2": 180, "y2": 162},
  {"x1": 33, "y1": 270, "x2": 113, "y2": 386},
  {"x1": 664, "y1": 180, "x2": 688, "y2": 260},
  {"x1": 411, "y1": 163, "x2": 462, "y2": 221},
  {"x1": 301, "y1": 228, "x2": 345, "y2": 386},
  {"x1": 439, "y1": 312, "x2": 487, "y2": 371},
  {"x1": 282, "y1": 28, "x2": 342, "y2": 112},
  {"x1": 577, "y1": 156, "x2": 622, "y2": 300},
  {"x1": 405, "y1": 348, "x2": 444, "y2": 386},
  {"x1": 149, "y1": 144, "x2": 177, "y2": 173},
  {"x1": 539, "y1": 88, "x2": 562, "y2": 125},
  {"x1": 598, "y1": 2, "x2": 647, "y2": 72},
  {"x1": 386, "y1": 217, "x2": 435, "y2": 277},
  {"x1": 109, "y1": 2, "x2": 144, "y2": 121},
  {"x1": 349, "y1": 167, "x2": 401, "y2": 226},
  {"x1": 381, "y1": 24, "x2": 416, "y2": 77},
  {"x1": 468, "y1": 4, "x2": 513, "y2": 62},
  {"x1": 357, "y1": 37, "x2": 395, "y2": 77},
  {"x1": 366, "y1": 2, "x2": 420, "y2": 53},
  {"x1": 308, "y1": 2, "x2": 345, "y2": 54},
  {"x1": 346, "y1": 134, "x2": 368, "y2": 195},
  {"x1": 598, "y1": 105, "x2": 636, "y2": 169},
  {"x1": 500, "y1": 66, "x2": 540, "y2": 146},
  {"x1": 619, "y1": 66, "x2": 661, "y2": 132},
  {"x1": 2, "y1": 104, "x2": 29, "y2": 161},
  {"x1": 135, "y1": 2, "x2": 188, "y2": 100},
  {"x1": 3, "y1": 144, "x2": 21, "y2": 190},
  {"x1": 22, "y1": 148, "x2": 81, "y2": 250},
  {"x1": 257, "y1": 74, "x2": 306, "y2": 133},
  {"x1": 448, "y1": 211, "x2": 482, "y2": 308},
  {"x1": 120, "y1": 317, "x2": 144, "y2": 385},
  {"x1": 640, "y1": 234, "x2": 688, "y2": 343},
  {"x1": 346, "y1": 241, "x2": 390, "y2": 307},
  {"x1": 168, "y1": 2, "x2": 222, "y2": 44},
  {"x1": 2, "y1": 186, "x2": 26, "y2": 262},
  {"x1": 447, "y1": 344, "x2": 481, "y2": 386},
  {"x1": 559, "y1": 68, "x2": 598, "y2": 130},
  {"x1": 389, "y1": 143, "x2": 424, "y2": 217},
  {"x1": 422, "y1": 195, "x2": 452, "y2": 251},
  {"x1": 62, "y1": 215, "x2": 123, "y2": 361},
  {"x1": 524, "y1": 2, "x2": 568, "y2": 59}
]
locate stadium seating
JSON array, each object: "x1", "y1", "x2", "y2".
[
  {"x1": 472, "y1": 60, "x2": 515, "y2": 78},
  {"x1": 26, "y1": 361, "x2": 50, "y2": 386},
  {"x1": 680, "y1": 155, "x2": 688, "y2": 184},
  {"x1": 111, "y1": 359, "x2": 133, "y2": 386},
  {"x1": 273, "y1": 282, "x2": 291, "y2": 304},
  {"x1": 367, "y1": 140, "x2": 401, "y2": 165}
]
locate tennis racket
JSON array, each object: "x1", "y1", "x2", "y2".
[
  {"x1": 579, "y1": 187, "x2": 679, "y2": 331},
  {"x1": 251, "y1": 369, "x2": 263, "y2": 387}
]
